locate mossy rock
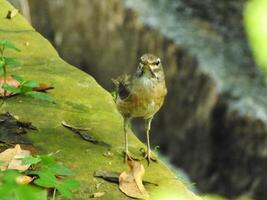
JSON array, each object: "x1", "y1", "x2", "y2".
[{"x1": 0, "y1": 1, "x2": 202, "y2": 199}]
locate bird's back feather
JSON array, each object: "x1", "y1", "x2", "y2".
[{"x1": 112, "y1": 74, "x2": 131, "y2": 100}]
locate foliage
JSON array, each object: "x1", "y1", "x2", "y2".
[
  {"x1": 3, "y1": 74, "x2": 55, "y2": 103},
  {"x1": 244, "y1": 0, "x2": 267, "y2": 78},
  {"x1": 0, "y1": 39, "x2": 21, "y2": 97},
  {"x1": 0, "y1": 153, "x2": 79, "y2": 200},
  {"x1": 23, "y1": 154, "x2": 80, "y2": 199},
  {"x1": 0, "y1": 39, "x2": 54, "y2": 103},
  {"x1": 0, "y1": 170, "x2": 47, "y2": 200}
]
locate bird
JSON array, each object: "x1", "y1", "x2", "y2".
[{"x1": 112, "y1": 53, "x2": 167, "y2": 164}]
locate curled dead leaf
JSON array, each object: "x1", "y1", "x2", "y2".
[
  {"x1": 0, "y1": 144, "x2": 31, "y2": 171},
  {"x1": 90, "y1": 192, "x2": 105, "y2": 198},
  {"x1": 94, "y1": 170, "x2": 158, "y2": 186},
  {"x1": 0, "y1": 76, "x2": 20, "y2": 97},
  {"x1": 119, "y1": 160, "x2": 149, "y2": 199},
  {"x1": 34, "y1": 83, "x2": 54, "y2": 92},
  {"x1": 16, "y1": 175, "x2": 34, "y2": 184}
]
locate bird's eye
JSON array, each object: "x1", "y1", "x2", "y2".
[{"x1": 154, "y1": 58, "x2": 161, "y2": 66}]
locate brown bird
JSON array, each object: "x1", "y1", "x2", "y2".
[{"x1": 113, "y1": 54, "x2": 167, "y2": 164}]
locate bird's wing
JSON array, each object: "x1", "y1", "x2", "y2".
[{"x1": 112, "y1": 74, "x2": 132, "y2": 100}]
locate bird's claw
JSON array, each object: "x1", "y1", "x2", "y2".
[
  {"x1": 143, "y1": 153, "x2": 157, "y2": 165},
  {"x1": 124, "y1": 151, "x2": 139, "y2": 163},
  {"x1": 139, "y1": 148, "x2": 157, "y2": 165}
]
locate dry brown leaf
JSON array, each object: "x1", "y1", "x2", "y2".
[
  {"x1": 16, "y1": 175, "x2": 34, "y2": 184},
  {"x1": 0, "y1": 76, "x2": 20, "y2": 97},
  {"x1": 34, "y1": 83, "x2": 54, "y2": 92},
  {"x1": 90, "y1": 192, "x2": 105, "y2": 198},
  {"x1": 0, "y1": 144, "x2": 31, "y2": 171},
  {"x1": 119, "y1": 160, "x2": 149, "y2": 199}
]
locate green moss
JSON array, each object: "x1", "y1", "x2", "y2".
[{"x1": 0, "y1": 1, "x2": 202, "y2": 199}]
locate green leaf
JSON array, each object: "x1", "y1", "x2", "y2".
[
  {"x1": 39, "y1": 154, "x2": 56, "y2": 166},
  {"x1": 11, "y1": 74, "x2": 24, "y2": 84},
  {"x1": 0, "y1": 184, "x2": 14, "y2": 199},
  {"x1": 19, "y1": 79, "x2": 39, "y2": 94},
  {"x1": 23, "y1": 80, "x2": 39, "y2": 88},
  {"x1": 0, "y1": 170, "x2": 47, "y2": 200},
  {"x1": 2, "y1": 83, "x2": 21, "y2": 94},
  {"x1": 50, "y1": 163, "x2": 75, "y2": 176},
  {"x1": 25, "y1": 170, "x2": 40, "y2": 176},
  {"x1": 25, "y1": 91, "x2": 55, "y2": 103},
  {"x1": 56, "y1": 184, "x2": 73, "y2": 199},
  {"x1": 34, "y1": 169, "x2": 57, "y2": 188},
  {"x1": 0, "y1": 40, "x2": 20, "y2": 51},
  {"x1": 61, "y1": 179, "x2": 80, "y2": 190},
  {"x1": 20, "y1": 86, "x2": 33, "y2": 94},
  {"x1": 16, "y1": 185, "x2": 47, "y2": 200},
  {"x1": 21, "y1": 155, "x2": 41, "y2": 165},
  {"x1": 2, "y1": 170, "x2": 20, "y2": 184},
  {"x1": 56, "y1": 179, "x2": 80, "y2": 199},
  {"x1": 4, "y1": 57, "x2": 21, "y2": 67}
]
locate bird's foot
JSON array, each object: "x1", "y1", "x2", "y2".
[
  {"x1": 143, "y1": 153, "x2": 157, "y2": 165},
  {"x1": 123, "y1": 151, "x2": 139, "y2": 163},
  {"x1": 140, "y1": 148, "x2": 157, "y2": 165}
]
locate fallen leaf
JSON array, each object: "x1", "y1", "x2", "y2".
[
  {"x1": 6, "y1": 9, "x2": 18, "y2": 19},
  {"x1": 0, "y1": 144, "x2": 31, "y2": 171},
  {"x1": 90, "y1": 192, "x2": 105, "y2": 198},
  {"x1": 0, "y1": 76, "x2": 20, "y2": 97},
  {"x1": 94, "y1": 170, "x2": 158, "y2": 186},
  {"x1": 16, "y1": 175, "x2": 34, "y2": 184},
  {"x1": 0, "y1": 112, "x2": 37, "y2": 145},
  {"x1": 62, "y1": 121, "x2": 111, "y2": 148},
  {"x1": 34, "y1": 83, "x2": 54, "y2": 92},
  {"x1": 94, "y1": 170, "x2": 120, "y2": 183},
  {"x1": 119, "y1": 160, "x2": 149, "y2": 199}
]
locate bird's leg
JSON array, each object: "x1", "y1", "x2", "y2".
[
  {"x1": 144, "y1": 117, "x2": 157, "y2": 164},
  {"x1": 123, "y1": 117, "x2": 134, "y2": 162}
]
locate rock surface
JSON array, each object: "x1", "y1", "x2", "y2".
[
  {"x1": 0, "y1": 1, "x2": 202, "y2": 199},
  {"x1": 10, "y1": 0, "x2": 267, "y2": 199}
]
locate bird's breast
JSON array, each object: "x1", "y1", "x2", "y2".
[{"x1": 117, "y1": 78, "x2": 167, "y2": 119}]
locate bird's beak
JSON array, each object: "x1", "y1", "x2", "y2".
[
  {"x1": 141, "y1": 63, "x2": 157, "y2": 78},
  {"x1": 148, "y1": 65, "x2": 157, "y2": 78}
]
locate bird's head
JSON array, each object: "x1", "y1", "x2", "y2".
[{"x1": 136, "y1": 54, "x2": 164, "y2": 80}]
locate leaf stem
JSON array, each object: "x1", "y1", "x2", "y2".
[
  {"x1": 3, "y1": 65, "x2": 7, "y2": 97},
  {"x1": 52, "y1": 187, "x2": 57, "y2": 200},
  {"x1": 0, "y1": 45, "x2": 6, "y2": 104}
]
